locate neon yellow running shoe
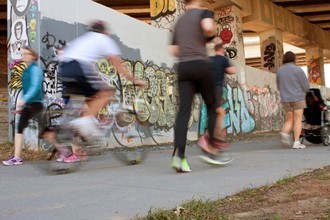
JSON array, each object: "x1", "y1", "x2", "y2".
[{"x1": 171, "y1": 156, "x2": 191, "y2": 173}]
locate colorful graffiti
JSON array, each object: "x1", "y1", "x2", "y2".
[
  {"x1": 151, "y1": 0, "x2": 185, "y2": 32},
  {"x1": 199, "y1": 81, "x2": 283, "y2": 135},
  {"x1": 214, "y1": 6, "x2": 243, "y2": 60},
  {"x1": 8, "y1": 0, "x2": 38, "y2": 60},
  {"x1": 150, "y1": 0, "x2": 176, "y2": 20},
  {"x1": 307, "y1": 57, "x2": 322, "y2": 85}
]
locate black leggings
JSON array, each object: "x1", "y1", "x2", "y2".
[
  {"x1": 17, "y1": 102, "x2": 44, "y2": 134},
  {"x1": 174, "y1": 60, "x2": 217, "y2": 158}
]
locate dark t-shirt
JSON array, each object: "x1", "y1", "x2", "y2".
[
  {"x1": 210, "y1": 55, "x2": 230, "y2": 86},
  {"x1": 172, "y1": 9, "x2": 214, "y2": 62}
]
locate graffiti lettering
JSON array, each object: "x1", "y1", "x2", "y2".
[{"x1": 263, "y1": 43, "x2": 276, "y2": 71}]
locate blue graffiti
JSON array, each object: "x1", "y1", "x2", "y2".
[{"x1": 199, "y1": 83, "x2": 256, "y2": 135}]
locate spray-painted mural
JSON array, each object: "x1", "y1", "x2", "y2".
[
  {"x1": 150, "y1": 0, "x2": 185, "y2": 32},
  {"x1": 199, "y1": 79, "x2": 283, "y2": 135},
  {"x1": 214, "y1": 6, "x2": 244, "y2": 61},
  {"x1": 307, "y1": 57, "x2": 322, "y2": 85},
  {"x1": 260, "y1": 36, "x2": 283, "y2": 73}
]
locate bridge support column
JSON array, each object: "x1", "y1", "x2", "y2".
[
  {"x1": 306, "y1": 47, "x2": 325, "y2": 86},
  {"x1": 214, "y1": 5, "x2": 245, "y2": 65},
  {"x1": 259, "y1": 29, "x2": 283, "y2": 73}
]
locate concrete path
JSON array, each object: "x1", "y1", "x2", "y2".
[{"x1": 0, "y1": 137, "x2": 329, "y2": 220}]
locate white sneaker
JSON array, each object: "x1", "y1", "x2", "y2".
[
  {"x1": 280, "y1": 132, "x2": 291, "y2": 147},
  {"x1": 292, "y1": 142, "x2": 306, "y2": 149},
  {"x1": 69, "y1": 116, "x2": 102, "y2": 141}
]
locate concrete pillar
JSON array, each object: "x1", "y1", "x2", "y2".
[
  {"x1": 214, "y1": 5, "x2": 245, "y2": 64},
  {"x1": 306, "y1": 47, "x2": 325, "y2": 86},
  {"x1": 259, "y1": 29, "x2": 284, "y2": 73}
]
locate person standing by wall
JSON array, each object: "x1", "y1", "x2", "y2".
[
  {"x1": 198, "y1": 42, "x2": 236, "y2": 164},
  {"x1": 3, "y1": 46, "x2": 44, "y2": 165},
  {"x1": 169, "y1": 0, "x2": 221, "y2": 172},
  {"x1": 277, "y1": 51, "x2": 309, "y2": 149}
]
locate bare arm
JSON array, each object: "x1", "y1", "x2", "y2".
[
  {"x1": 169, "y1": 45, "x2": 179, "y2": 57},
  {"x1": 109, "y1": 55, "x2": 147, "y2": 87},
  {"x1": 201, "y1": 17, "x2": 216, "y2": 37},
  {"x1": 225, "y1": 66, "x2": 236, "y2": 75},
  {"x1": 109, "y1": 55, "x2": 134, "y2": 81}
]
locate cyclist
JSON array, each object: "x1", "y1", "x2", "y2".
[{"x1": 56, "y1": 20, "x2": 145, "y2": 161}]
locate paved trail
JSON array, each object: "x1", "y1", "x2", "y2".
[{"x1": 0, "y1": 138, "x2": 329, "y2": 220}]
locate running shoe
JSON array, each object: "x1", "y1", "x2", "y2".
[
  {"x1": 171, "y1": 156, "x2": 191, "y2": 173},
  {"x1": 199, "y1": 151, "x2": 233, "y2": 165},
  {"x1": 64, "y1": 154, "x2": 81, "y2": 163},
  {"x1": 56, "y1": 147, "x2": 72, "y2": 162},
  {"x1": 2, "y1": 156, "x2": 23, "y2": 166},
  {"x1": 197, "y1": 135, "x2": 221, "y2": 155},
  {"x1": 292, "y1": 142, "x2": 306, "y2": 149},
  {"x1": 56, "y1": 154, "x2": 66, "y2": 162}
]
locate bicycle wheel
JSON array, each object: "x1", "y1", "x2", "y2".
[
  {"x1": 321, "y1": 125, "x2": 330, "y2": 146},
  {"x1": 111, "y1": 127, "x2": 149, "y2": 165},
  {"x1": 33, "y1": 108, "x2": 85, "y2": 175}
]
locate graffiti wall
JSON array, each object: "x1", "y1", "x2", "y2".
[
  {"x1": 199, "y1": 70, "x2": 283, "y2": 136},
  {"x1": 7, "y1": 0, "x2": 200, "y2": 150},
  {"x1": 214, "y1": 6, "x2": 245, "y2": 63},
  {"x1": 150, "y1": 0, "x2": 185, "y2": 32}
]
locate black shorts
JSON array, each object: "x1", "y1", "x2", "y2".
[{"x1": 60, "y1": 60, "x2": 102, "y2": 97}]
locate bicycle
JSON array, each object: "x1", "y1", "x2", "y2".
[{"x1": 34, "y1": 82, "x2": 151, "y2": 174}]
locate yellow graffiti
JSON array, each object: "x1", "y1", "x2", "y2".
[
  {"x1": 9, "y1": 61, "x2": 27, "y2": 95},
  {"x1": 95, "y1": 58, "x2": 198, "y2": 129},
  {"x1": 150, "y1": 0, "x2": 176, "y2": 19},
  {"x1": 93, "y1": 58, "x2": 117, "y2": 78}
]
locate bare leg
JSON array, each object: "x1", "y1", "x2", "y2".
[
  {"x1": 293, "y1": 109, "x2": 304, "y2": 142},
  {"x1": 43, "y1": 131, "x2": 71, "y2": 156},
  {"x1": 14, "y1": 133, "x2": 23, "y2": 158},
  {"x1": 85, "y1": 89, "x2": 114, "y2": 117},
  {"x1": 213, "y1": 107, "x2": 226, "y2": 140},
  {"x1": 282, "y1": 111, "x2": 294, "y2": 134}
]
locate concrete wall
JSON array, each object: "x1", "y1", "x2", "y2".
[{"x1": 6, "y1": 0, "x2": 330, "y2": 150}]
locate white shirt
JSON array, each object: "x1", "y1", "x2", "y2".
[{"x1": 60, "y1": 32, "x2": 121, "y2": 63}]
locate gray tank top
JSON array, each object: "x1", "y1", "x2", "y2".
[{"x1": 172, "y1": 9, "x2": 213, "y2": 62}]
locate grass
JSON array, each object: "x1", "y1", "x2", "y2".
[
  {"x1": 135, "y1": 166, "x2": 330, "y2": 220},
  {"x1": 136, "y1": 199, "x2": 227, "y2": 220}
]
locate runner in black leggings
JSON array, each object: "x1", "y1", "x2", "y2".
[
  {"x1": 174, "y1": 60, "x2": 217, "y2": 157},
  {"x1": 169, "y1": 0, "x2": 218, "y2": 172},
  {"x1": 3, "y1": 46, "x2": 44, "y2": 166}
]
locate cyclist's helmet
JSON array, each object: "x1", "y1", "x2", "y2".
[{"x1": 89, "y1": 20, "x2": 107, "y2": 33}]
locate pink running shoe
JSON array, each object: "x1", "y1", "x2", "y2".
[{"x1": 63, "y1": 154, "x2": 81, "y2": 163}]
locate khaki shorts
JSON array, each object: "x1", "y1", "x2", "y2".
[{"x1": 282, "y1": 100, "x2": 307, "y2": 112}]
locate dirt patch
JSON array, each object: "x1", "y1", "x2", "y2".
[
  {"x1": 0, "y1": 143, "x2": 49, "y2": 162},
  {"x1": 219, "y1": 166, "x2": 330, "y2": 219}
]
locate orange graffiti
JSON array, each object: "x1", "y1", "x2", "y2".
[{"x1": 308, "y1": 58, "x2": 322, "y2": 85}]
